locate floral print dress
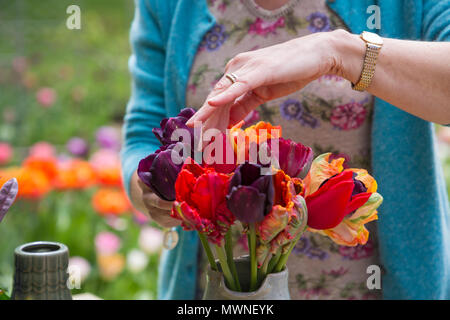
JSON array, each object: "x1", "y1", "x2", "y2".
[{"x1": 186, "y1": 0, "x2": 381, "y2": 300}]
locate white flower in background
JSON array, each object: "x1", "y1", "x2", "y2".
[
  {"x1": 68, "y1": 256, "x2": 91, "y2": 288},
  {"x1": 126, "y1": 249, "x2": 149, "y2": 273},
  {"x1": 138, "y1": 226, "x2": 163, "y2": 254}
]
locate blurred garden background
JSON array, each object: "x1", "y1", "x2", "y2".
[{"x1": 0, "y1": 0, "x2": 449, "y2": 300}]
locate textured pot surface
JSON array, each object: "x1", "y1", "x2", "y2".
[
  {"x1": 203, "y1": 256, "x2": 290, "y2": 300},
  {"x1": 11, "y1": 241, "x2": 72, "y2": 300}
]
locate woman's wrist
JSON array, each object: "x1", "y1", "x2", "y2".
[{"x1": 327, "y1": 29, "x2": 366, "y2": 84}]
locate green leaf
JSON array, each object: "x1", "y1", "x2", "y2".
[{"x1": 0, "y1": 288, "x2": 10, "y2": 300}]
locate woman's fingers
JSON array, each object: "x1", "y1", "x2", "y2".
[
  {"x1": 207, "y1": 81, "x2": 252, "y2": 107},
  {"x1": 145, "y1": 206, "x2": 180, "y2": 228},
  {"x1": 186, "y1": 74, "x2": 236, "y2": 127},
  {"x1": 142, "y1": 191, "x2": 174, "y2": 210}
]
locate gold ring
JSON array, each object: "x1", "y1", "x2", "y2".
[{"x1": 225, "y1": 73, "x2": 238, "y2": 84}]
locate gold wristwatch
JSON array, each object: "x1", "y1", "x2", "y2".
[{"x1": 352, "y1": 31, "x2": 384, "y2": 92}]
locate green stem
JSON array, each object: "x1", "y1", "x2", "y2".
[
  {"x1": 225, "y1": 230, "x2": 241, "y2": 291},
  {"x1": 274, "y1": 232, "x2": 303, "y2": 273},
  {"x1": 248, "y1": 223, "x2": 258, "y2": 292},
  {"x1": 198, "y1": 232, "x2": 218, "y2": 271},
  {"x1": 267, "y1": 248, "x2": 282, "y2": 274},
  {"x1": 215, "y1": 245, "x2": 238, "y2": 291}
]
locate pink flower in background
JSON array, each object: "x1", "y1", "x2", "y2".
[
  {"x1": 95, "y1": 231, "x2": 121, "y2": 255},
  {"x1": 95, "y1": 126, "x2": 121, "y2": 150},
  {"x1": 36, "y1": 87, "x2": 56, "y2": 107},
  {"x1": 29, "y1": 141, "x2": 56, "y2": 158},
  {"x1": 66, "y1": 137, "x2": 89, "y2": 157},
  {"x1": 138, "y1": 226, "x2": 163, "y2": 254},
  {"x1": 248, "y1": 17, "x2": 285, "y2": 36},
  {"x1": 330, "y1": 102, "x2": 367, "y2": 130},
  {"x1": 89, "y1": 148, "x2": 120, "y2": 169},
  {"x1": 0, "y1": 143, "x2": 13, "y2": 165},
  {"x1": 133, "y1": 208, "x2": 150, "y2": 225}
]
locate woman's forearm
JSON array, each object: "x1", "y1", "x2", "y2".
[{"x1": 334, "y1": 30, "x2": 450, "y2": 124}]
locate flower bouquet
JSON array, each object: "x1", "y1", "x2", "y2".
[{"x1": 138, "y1": 108, "x2": 383, "y2": 299}]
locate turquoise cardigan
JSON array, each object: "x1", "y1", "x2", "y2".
[{"x1": 121, "y1": 0, "x2": 450, "y2": 299}]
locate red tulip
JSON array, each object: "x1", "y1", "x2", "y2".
[
  {"x1": 171, "y1": 160, "x2": 235, "y2": 245},
  {"x1": 305, "y1": 171, "x2": 371, "y2": 230}
]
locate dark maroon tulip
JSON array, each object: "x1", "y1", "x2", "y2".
[
  {"x1": 267, "y1": 138, "x2": 313, "y2": 177},
  {"x1": 137, "y1": 143, "x2": 185, "y2": 201},
  {"x1": 226, "y1": 163, "x2": 274, "y2": 223},
  {"x1": 152, "y1": 108, "x2": 196, "y2": 148},
  {"x1": 0, "y1": 178, "x2": 18, "y2": 223}
]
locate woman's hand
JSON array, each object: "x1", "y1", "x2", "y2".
[
  {"x1": 129, "y1": 171, "x2": 180, "y2": 228},
  {"x1": 187, "y1": 29, "x2": 356, "y2": 129},
  {"x1": 138, "y1": 179, "x2": 181, "y2": 228}
]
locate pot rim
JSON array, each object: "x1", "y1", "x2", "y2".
[{"x1": 15, "y1": 241, "x2": 68, "y2": 257}]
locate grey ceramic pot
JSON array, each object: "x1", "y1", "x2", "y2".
[
  {"x1": 11, "y1": 241, "x2": 72, "y2": 300},
  {"x1": 203, "y1": 256, "x2": 290, "y2": 300}
]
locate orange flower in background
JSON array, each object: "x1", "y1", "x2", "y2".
[
  {"x1": 92, "y1": 188, "x2": 131, "y2": 216},
  {"x1": 54, "y1": 159, "x2": 97, "y2": 190},
  {"x1": 23, "y1": 155, "x2": 58, "y2": 183},
  {"x1": 90, "y1": 149, "x2": 122, "y2": 187},
  {"x1": 0, "y1": 167, "x2": 51, "y2": 199}
]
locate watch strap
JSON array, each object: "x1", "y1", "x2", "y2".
[{"x1": 352, "y1": 42, "x2": 381, "y2": 92}]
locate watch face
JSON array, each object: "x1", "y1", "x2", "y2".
[{"x1": 362, "y1": 31, "x2": 383, "y2": 45}]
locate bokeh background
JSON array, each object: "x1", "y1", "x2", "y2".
[{"x1": 0, "y1": 0, "x2": 449, "y2": 300}]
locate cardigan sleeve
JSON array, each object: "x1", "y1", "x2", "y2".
[
  {"x1": 422, "y1": 0, "x2": 450, "y2": 41},
  {"x1": 120, "y1": 0, "x2": 167, "y2": 198}
]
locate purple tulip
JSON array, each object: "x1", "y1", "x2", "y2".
[
  {"x1": 267, "y1": 138, "x2": 313, "y2": 177},
  {"x1": 66, "y1": 137, "x2": 89, "y2": 157},
  {"x1": 96, "y1": 126, "x2": 121, "y2": 150},
  {"x1": 137, "y1": 143, "x2": 185, "y2": 201},
  {"x1": 152, "y1": 108, "x2": 196, "y2": 148},
  {"x1": 226, "y1": 163, "x2": 274, "y2": 223},
  {"x1": 0, "y1": 178, "x2": 19, "y2": 223}
]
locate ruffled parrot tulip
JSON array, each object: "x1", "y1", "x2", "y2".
[
  {"x1": 304, "y1": 153, "x2": 383, "y2": 246},
  {"x1": 171, "y1": 160, "x2": 235, "y2": 245}
]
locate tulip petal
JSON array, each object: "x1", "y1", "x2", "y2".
[
  {"x1": 0, "y1": 178, "x2": 19, "y2": 223},
  {"x1": 304, "y1": 153, "x2": 345, "y2": 196},
  {"x1": 258, "y1": 205, "x2": 290, "y2": 243},
  {"x1": 347, "y1": 192, "x2": 383, "y2": 227},
  {"x1": 251, "y1": 175, "x2": 275, "y2": 216},
  {"x1": 191, "y1": 171, "x2": 230, "y2": 220},
  {"x1": 346, "y1": 168, "x2": 378, "y2": 193},
  {"x1": 227, "y1": 186, "x2": 266, "y2": 223},
  {"x1": 306, "y1": 177, "x2": 354, "y2": 230},
  {"x1": 268, "y1": 138, "x2": 313, "y2": 177},
  {"x1": 138, "y1": 144, "x2": 183, "y2": 201},
  {"x1": 345, "y1": 192, "x2": 372, "y2": 215}
]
